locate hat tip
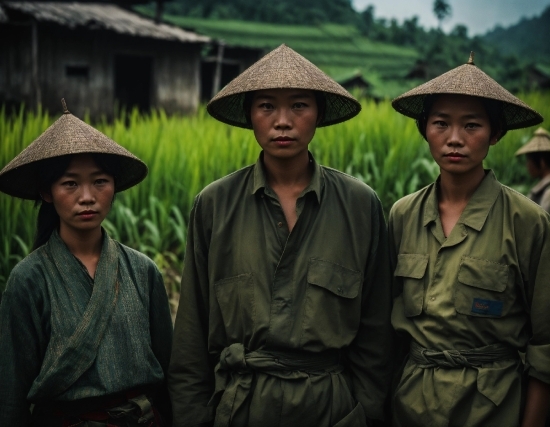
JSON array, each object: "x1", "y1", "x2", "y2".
[
  {"x1": 468, "y1": 52, "x2": 475, "y2": 65},
  {"x1": 61, "y1": 98, "x2": 70, "y2": 114}
]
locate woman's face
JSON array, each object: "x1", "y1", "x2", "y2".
[
  {"x1": 43, "y1": 154, "x2": 115, "y2": 235},
  {"x1": 250, "y1": 88, "x2": 318, "y2": 164},
  {"x1": 425, "y1": 94, "x2": 498, "y2": 178}
]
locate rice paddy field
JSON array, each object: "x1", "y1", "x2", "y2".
[{"x1": 1, "y1": 92, "x2": 549, "y2": 295}]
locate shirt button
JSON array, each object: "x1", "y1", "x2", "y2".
[
  {"x1": 277, "y1": 222, "x2": 283, "y2": 228},
  {"x1": 430, "y1": 297, "x2": 436, "y2": 301},
  {"x1": 337, "y1": 286, "x2": 344, "y2": 294}
]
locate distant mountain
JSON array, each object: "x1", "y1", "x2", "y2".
[{"x1": 483, "y1": 5, "x2": 550, "y2": 64}]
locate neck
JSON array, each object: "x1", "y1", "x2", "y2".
[
  {"x1": 439, "y1": 167, "x2": 486, "y2": 203},
  {"x1": 58, "y1": 225, "x2": 103, "y2": 259},
  {"x1": 263, "y1": 151, "x2": 312, "y2": 188}
]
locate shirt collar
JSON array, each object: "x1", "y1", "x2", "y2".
[
  {"x1": 423, "y1": 170, "x2": 501, "y2": 231},
  {"x1": 252, "y1": 151, "x2": 324, "y2": 203}
]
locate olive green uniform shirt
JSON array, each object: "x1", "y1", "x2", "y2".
[
  {"x1": 389, "y1": 171, "x2": 550, "y2": 427},
  {"x1": 168, "y1": 153, "x2": 393, "y2": 427}
]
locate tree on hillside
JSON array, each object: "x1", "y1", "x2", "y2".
[{"x1": 433, "y1": 0, "x2": 452, "y2": 29}]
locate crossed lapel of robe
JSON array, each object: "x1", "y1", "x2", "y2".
[{"x1": 28, "y1": 230, "x2": 120, "y2": 399}]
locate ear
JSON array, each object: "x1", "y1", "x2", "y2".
[
  {"x1": 41, "y1": 192, "x2": 53, "y2": 203},
  {"x1": 489, "y1": 130, "x2": 502, "y2": 146}
]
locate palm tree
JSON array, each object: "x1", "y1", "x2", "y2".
[{"x1": 433, "y1": 0, "x2": 452, "y2": 30}]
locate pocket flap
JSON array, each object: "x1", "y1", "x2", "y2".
[
  {"x1": 395, "y1": 254, "x2": 429, "y2": 279},
  {"x1": 307, "y1": 259, "x2": 361, "y2": 299},
  {"x1": 458, "y1": 257, "x2": 509, "y2": 292}
]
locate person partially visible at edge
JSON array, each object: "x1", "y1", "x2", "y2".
[
  {"x1": 389, "y1": 52, "x2": 550, "y2": 427},
  {"x1": 0, "y1": 100, "x2": 173, "y2": 426},
  {"x1": 168, "y1": 44, "x2": 393, "y2": 427},
  {"x1": 515, "y1": 127, "x2": 550, "y2": 213}
]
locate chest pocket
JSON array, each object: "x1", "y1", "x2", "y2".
[
  {"x1": 455, "y1": 256, "x2": 514, "y2": 318},
  {"x1": 395, "y1": 254, "x2": 429, "y2": 317},
  {"x1": 301, "y1": 259, "x2": 362, "y2": 347}
]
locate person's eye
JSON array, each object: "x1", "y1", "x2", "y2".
[
  {"x1": 465, "y1": 122, "x2": 481, "y2": 129},
  {"x1": 432, "y1": 120, "x2": 447, "y2": 127},
  {"x1": 95, "y1": 178, "x2": 109, "y2": 185},
  {"x1": 61, "y1": 181, "x2": 77, "y2": 187},
  {"x1": 259, "y1": 102, "x2": 274, "y2": 110},
  {"x1": 293, "y1": 102, "x2": 307, "y2": 109}
]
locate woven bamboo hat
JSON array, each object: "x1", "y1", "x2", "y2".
[
  {"x1": 392, "y1": 52, "x2": 543, "y2": 130},
  {"x1": 515, "y1": 127, "x2": 550, "y2": 156},
  {"x1": 207, "y1": 44, "x2": 361, "y2": 128},
  {"x1": 0, "y1": 100, "x2": 148, "y2": 200}
]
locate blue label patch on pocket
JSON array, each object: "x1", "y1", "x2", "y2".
[{"x1": 471, "y1": 298, "x2": 503, "y2": 316}]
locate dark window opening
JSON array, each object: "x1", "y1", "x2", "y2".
[
  {"x1": 114, "y1": 55, "x2": 152, "y2": 113},
  {"x1": 66, "y1": 65, "x2": 89, "y2": 78}
]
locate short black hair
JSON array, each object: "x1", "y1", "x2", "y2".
[{"x1": 416, "y1": 94, "x2": 507, "y2": 141}]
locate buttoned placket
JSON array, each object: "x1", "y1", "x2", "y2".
[
  {"x1": 260, "y1": 188, "x2": 317, "y2": 347},
  {"x1": 425, "y1": 218, "x2": 468, "y2": 314}
]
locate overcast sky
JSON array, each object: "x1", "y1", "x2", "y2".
[{"x1": 351, "y1": 0, "x2": 550, "y2": 35}]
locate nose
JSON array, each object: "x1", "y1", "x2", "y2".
[
  {"x1": 447, "y1": 125, "x2": 464, "y2": 147},
  {"x1": 78, "y1": 184, "x2": 96, "y2": 204},
  {"x1": 274, "y1": 108, "x2": 292, "y2": 130}
]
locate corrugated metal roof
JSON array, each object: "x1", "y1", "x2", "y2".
[{"x1": 1, "y1": 2, "x2": 210, "y2": 43}]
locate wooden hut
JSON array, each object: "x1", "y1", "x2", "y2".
[{"x1": 0, "y1": 1, "x2": 209, "y2": 118}]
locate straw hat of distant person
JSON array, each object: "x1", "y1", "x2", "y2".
[
  {"x1": 0, "y1": 99, "x2": 148, "y2": 200},
  {"x1": 207, "y1": 43, "x2": 361, "y2": 129},
  {"x1": 392, "y1": 52, "x2": 543, "y2": 131},
  {"x1": 515, "y1": 127, "x2": 550, "y2": 156}
]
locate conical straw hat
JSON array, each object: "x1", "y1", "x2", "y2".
[
  {"x1": 207, "y1": 44, "x2": 361, "y2": 128},
  {"x1": 0, "y1": 100, "x2": 148, "y2": 200},
  {"x1": 515, "y1": 127, "x2": 550, "y2": 156},
  {"x1": 392, "y1": 52, "x2": 543, "y2": 130}
]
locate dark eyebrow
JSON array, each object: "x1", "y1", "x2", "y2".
[
  {"x1": 429, "y1": 111, "x2": 485, "y2": 120},
  {"x1": 62, "y1": 170, "x2": 105, "y2": 178}
]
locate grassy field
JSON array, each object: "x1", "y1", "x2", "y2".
[{"x1": 1, "y1": 93, "x2": 548, "y2": 294}]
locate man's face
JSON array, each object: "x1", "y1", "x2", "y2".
[{"x1": 250, "y1": 89, "x2": 318, "y2": 163}]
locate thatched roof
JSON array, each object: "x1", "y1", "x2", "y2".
[{"x1": 1, "y1": 2, "x2": 210, "y2": 43}]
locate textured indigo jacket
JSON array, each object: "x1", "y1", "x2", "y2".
[{"x1": 0, "y1": 230, "x2": 173, "y2": 426}]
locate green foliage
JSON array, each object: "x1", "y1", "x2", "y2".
[
  {"x1": 2, "y1": 93, "x2": 549, "y2": 293},
  {"x1": 483, "y1": 6, "x2": 550, "y2": 64},
  {"x1": 157, "y1": 0, "x2": 359, "y2": 26}
]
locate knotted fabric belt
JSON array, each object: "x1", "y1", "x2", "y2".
[
  {"x1": 409, "y1": 340, "x2": 519, "y2": 369},
  {"x1": 210, "y1": 343, "x2": 343, "y2": 427}
]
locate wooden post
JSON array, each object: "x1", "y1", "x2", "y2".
[
  {"x1": 31, "y1": 18, "x2": 41, "y2": 109},
  {"x1": 212, "y1": 41, "x2": 225, "y2": 98},
  {"x1": 155, "y1": 0, "x2": 164, "y2": 24}
]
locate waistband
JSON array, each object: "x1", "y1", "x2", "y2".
[
  {"x1": 409, "y1": 341, "x2": 519, "y2": 369},
  {"x1": 210, "y1": 343, "x2": 342, "y2": 427},
  {"x1": 218, "y1": 343, "x2": 342, "y2": 373},
  {"x1": 31, "y1": 386, "x2": 161, "y2": 427}
]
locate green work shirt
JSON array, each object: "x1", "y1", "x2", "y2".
[
  {"x1": 168, "y1": 153, "x2": 393, "y2": 427},
  {"x1": 0, "y1": 230, "x2": 173, "y2": 426},
  {"x1": 389, "y1": 170, "x2": 550, "y2": 427}
]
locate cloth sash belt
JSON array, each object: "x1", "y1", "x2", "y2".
[
  {"x1": 210, "y1": 343, "x2": 342, "y2": 427},
  {"x1": 31, "y1": 390, "x2": 159, "y2": 427},
  {"x1": 409, "y1": 340, "x2": 519, "y2": 369}
]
